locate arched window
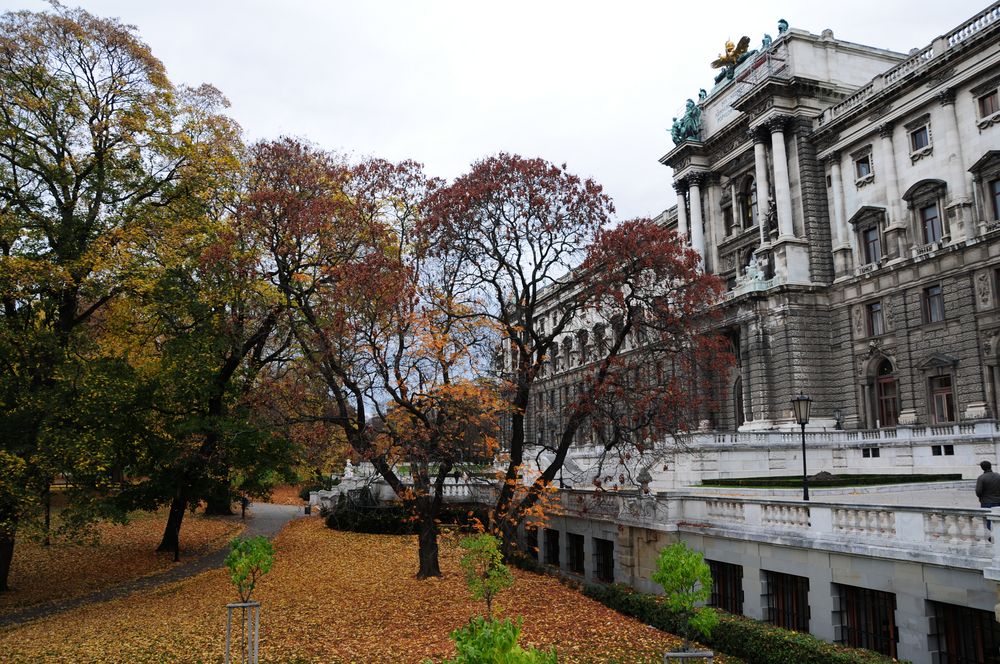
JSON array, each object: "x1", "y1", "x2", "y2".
[
  {"x1": 874, "y1": 359, "x2": 899, "y2": 428},
  {"x1": 902, "y1": 179, "x2": 948, "y2": 247}
]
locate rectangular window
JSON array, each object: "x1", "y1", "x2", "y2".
[
  {"x1": 980, "y1": 90, "x2": 1000, "y2": 118},
  {"x1": 862, "y1": 446, "x2": 880, "y2": 458},
  {"x1": 593, "y1": 538, "x2": 614, "y2": 583},
  {"x1": 544, "y1": 529, "x2": 560, "y2": 567},
  {"x1": 566, "y1": 532, "x2": 585, "y2": 575},
  {"x1": 708, "y1": 560, "x2": 744, "y2": 615},
  {"x1": 990, "y1": 178, "x2": 1000, "y2": 220},
  {"x1": 862, "y1": 227, "x2": 881, "y2": 264},
  {"x1": 930, "y1": 599, "x2": 1000, "y2": 662},
  {"x1": 931, "y1": 445, "x2": 956, "y2": 456},
  {"x1": 922, "y1": 284, "x2": 945, "y2": 323},
  {"x1": 834, "y1": 584, "x2": 898, "y2": 658},
  {"x1": 525, "y1": 527, "x2": 539, "y2": 560},
  {"x1": 921, "y1": 203, "x2": 943, "y2": 244},
  {"x1": 866, "y1": 301, "x2": 884, "y2": 337},
  {"x1": 763, "y1": 570, "x2": 810, "y2": 632},
  {"x1": 929, "y1": 375, "x2": 956, "y2": 424},
  {"x1": 910, "y1": 125, "x2": 930, "y2": 151},
  {"x1": 855, "y1": 155, "x2": 872, "y2": 179}
]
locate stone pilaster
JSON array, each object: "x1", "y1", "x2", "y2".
[
  {"x1": 827, "y1": 152, "x2": 853, "y2": 278},
  {"x1": 878, "y1": 122, "x2": 907, "y2": 261},
  {"x1": 938, "y1": 88, "x2": 972, "y2": 240}
]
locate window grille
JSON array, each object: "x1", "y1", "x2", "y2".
[{"x1": 834, "y1": 584, "x2": 898, "y2": 658}]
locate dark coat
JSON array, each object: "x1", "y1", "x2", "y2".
[{"x1": 976, "y1": 470, "x2": 1000, "y2": 506}]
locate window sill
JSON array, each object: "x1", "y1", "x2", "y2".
[
  {"x1": 909, "y1": 145, "x2": 933, "y2": 164},
  {"x1": 977, "y1": 111, "x2": 1000, "y2": 131},
  {"x1": 919, "y1": 320, "x2": 947, "y2": 330}
]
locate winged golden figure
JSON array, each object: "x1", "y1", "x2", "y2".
[{"x1": 711, "y1": 36, "x2": 751, "y2": 70}]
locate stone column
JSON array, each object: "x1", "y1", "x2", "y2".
[
  {"x1": 878, "y1": 122, "x2": 906, "y2": 260},
  {"x1": 751, "y1": 128, "x2": 772, "y2": 247},
  {"x1": 769, "y1": 116, "x2": 795, "y2": 239},
  {"x1": 688, "y1": 173, "x2": 706, "y2": 261},
  {"x1": 674, "y1": 181, "x2": 689, "y2": 243},
  {"x1": 938, "y1": 88, "x2": 971, "y2": 240},
  {"x1": 729, "y1": 180, "x2": 740, "y2": 235}
]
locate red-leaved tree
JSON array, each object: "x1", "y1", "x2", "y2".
[{"x1": 424, "y1": 154, "x2": 732, "y2": 549}]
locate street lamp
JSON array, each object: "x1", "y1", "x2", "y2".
[{"x1": 791, "y1": 393, "x2": 813, "y2": 501}]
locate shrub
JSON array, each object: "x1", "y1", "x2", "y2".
[
  {"x1": 582, "y1": 583, "x2": 908, "y2": 664},
  {"x1": 323, "y1": 501, "x2": 488, "y2": 535},
  {"x1": 460, "y1": 534, "x2": 514, "y2": 618},
  {"x1": 651, "y1": 542, "x2": 718, "y2": 650},
  {"x1": 439, "y1": 616, "x2": 557, "y2": 664},
  {"x1": 224, "y1": 536, "x2": 274, "y2": 603}
]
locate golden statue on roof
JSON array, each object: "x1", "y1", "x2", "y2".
[{"x1": 712, "y1": 36, "x2": 753, "y2": 84}]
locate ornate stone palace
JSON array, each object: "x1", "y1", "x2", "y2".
[{"x1": 514, "y1": 4, "x2": 1000, "y2": 662}]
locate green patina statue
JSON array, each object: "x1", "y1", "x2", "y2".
[{"x1": 670, "y1": 99, "x2": 703, "y2": 146}]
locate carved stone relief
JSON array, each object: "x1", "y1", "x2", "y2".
[
  {"x1": 976, "y1": 270, "x2": 995, "y2": 310},
  {"x1": 851, "y1": 304, "x2": 865, "y2": 338}
]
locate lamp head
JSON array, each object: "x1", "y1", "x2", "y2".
[{"x1": 791, "y1": 393, "x2": 813, "y2": 425}]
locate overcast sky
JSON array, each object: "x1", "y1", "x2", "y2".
[{"x1": 4, "y1": 0, "x2": 990, "y2": 219}]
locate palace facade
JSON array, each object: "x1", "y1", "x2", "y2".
[{"x1": 517, "y1": 4, "x2": 1000, "y2": 662}]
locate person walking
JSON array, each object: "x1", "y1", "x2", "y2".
[{"x1": 976, "y1": 461, "x2": 1000, "y2": 532}]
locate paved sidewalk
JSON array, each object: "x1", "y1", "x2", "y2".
[{"x1": 0, "y1": 503, "x2": 305, "y2": 628}]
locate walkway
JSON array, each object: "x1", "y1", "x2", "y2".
[{"x1": 0, "y1": 503, "x2": 305, "y2": 628}]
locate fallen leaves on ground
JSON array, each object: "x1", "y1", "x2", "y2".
[
  {"x1": 0, "y1": 517, "x2": 737, "y2": 663},
  {"x1": 0, "y1": 510, "x2": 244, "y2": 614},
  {"x1": 266, "y1": 484, "x2": 305, "y2": 505}
]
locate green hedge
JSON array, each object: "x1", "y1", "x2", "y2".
[
  {"x1": 583, "y1": 583, "x2": 909, "y2": 664},
  {"x1": 701, "y1": 473, "x2": 961, "y2": 488},
  {"x1": 324, "y1": 501, "x2": 489, "y2": 535}
]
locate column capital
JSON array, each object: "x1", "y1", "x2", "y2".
[
  {"x1": 877, "y1": 121, "x2": 895, "y2": 138},
  {"x1": 672, "y1": 180, "x2": 688, "y2": 194},
  {"x1": 686, "y1": 171, "x2": 709, "y2": 187},
  {"x1": 766, "y1": 114, "x2": 793, "y2": 133},
  {"x1": 747, "y1": 126, "x2": 769, "y2": 144},
  {"x1": 823, "y1": 151, "x2": 842, "y2": 164},
  {"x1": 937, "y1": 88, "x2": 956, "y2": 106}
]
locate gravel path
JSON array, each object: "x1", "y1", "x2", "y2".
[{"x1": 0, "y1": 503, "x2": 306, "y2": 628}]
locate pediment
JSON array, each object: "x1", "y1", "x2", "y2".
[
  {"x1": 847, "y1": 205, "x2": 886, "y2": 226},
  {"x1": 917, "y1": 353, "x2": 958, "y2": 370},
  {"x1": 969, "y1": 150, "x2": 1000, "y2": 174}
]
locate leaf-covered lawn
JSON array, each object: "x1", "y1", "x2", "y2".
[
  {"x1": 0, "y1": 510, "x2": 244, "y2": 614},
  {"x1": 0, "y1": 517, "x2": 734, "y2": 663}
]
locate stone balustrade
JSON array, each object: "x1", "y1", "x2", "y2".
[
  {"x1": 816, "y1": 1, "x2": 1000, "y2": 127},
  {"x1": 555, "y1": 488, "x2": 995, "y2": 572}
]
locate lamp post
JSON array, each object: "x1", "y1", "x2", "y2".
[{"x1": 791, "y1": 393, "x2": 813, "y2": 501}]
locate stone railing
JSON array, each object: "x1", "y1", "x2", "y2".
[
  {"x1": 710, "y1": 420, "x2": 997, "y2": 446},
  {"x1": 672, "y1": 494, "x2": 993, "y2": 569},
  {"x1": 553, "y1": 488, "x2": 995, "y2": 569},
  {"x1": 816, "y1": 1, "x2": 1000, "y2": 126}
]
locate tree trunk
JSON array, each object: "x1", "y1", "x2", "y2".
[
  {"x1": 157, "y1": 493, "x2": 187, "y2": 556},
  {"x1": 0, "y1": 529, "x2": 16, "y2": 592},
  {"x1": 416, "y1": 517, "x2": 441, "y2": 579}
]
